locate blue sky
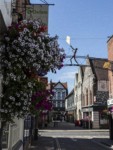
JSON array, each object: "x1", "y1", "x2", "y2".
[{"x1": 30, "y1": 0, "x2": 113, "y2": 93}]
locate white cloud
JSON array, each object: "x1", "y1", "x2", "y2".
[
  {"x1": 59, "y1": 71, "x2": 76, "y2": 80},
  {"x1": 59, "y1": 71, "x2": 78, "y2": 93}
]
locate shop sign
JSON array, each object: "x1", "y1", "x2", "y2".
[
  {"x1": 82, "y1": 107, "x2": 93, "y2": 112},
  {"x1": 26, "y1": 4, "x2": 48, "y2": 31}
]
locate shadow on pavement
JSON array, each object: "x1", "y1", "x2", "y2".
[
  {"x1": 29, "y1": 136, "x2": 113, "y2": 150},
  {"x1": 28, "y1": 136, "x2": 54, "y2": 150}
]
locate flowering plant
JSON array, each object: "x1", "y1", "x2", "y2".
[
  {"x1": 1, "y1": 20, "x2": 65, "y2": 74},
  {"x1": 31, "y1": 89, "x2": 53, "y2": 115},
  {"x1": 0, "y1": 19, "x2": 65, "y2": 122}
]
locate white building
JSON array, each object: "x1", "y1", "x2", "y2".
[
  {"x1": 75, "y1": 66, "x2": 85, "y2": 122},
  {"x1": 65, "y1": 89, "x2": 76, "y2": 122},
  {"x1": 50, "y1": 81, "x2": 68, "y2": 121}
]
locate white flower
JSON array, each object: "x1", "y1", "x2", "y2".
[
  {"x1": 5, "y1": 110, "x2": 8, "y2": 113},
  {"x1": 24, "y1": 102, "x2": 27, "y2": 105},
  {"x1": 4, "y1": 60, "x2": 8, "y2": 64},
  {"x1": 23, "y1": 62, "x2": 26, "y2": 66},
  {"x1": 9, "y1": 96, "x2": 13, "y2": 100},
  {"x1": 23, "y1": 28, "x2": 27, "y2": 33},
  {"x1": 21, "y1": 42, "x2": 25, "y2": 46},
  {"x1": 19, "y1": 32, "x2": 24, "y2": 37},
  {"x1": 18, "y1": 102, "x2": 21, "y2": 106},
  {"x1": 8, "y1": 105, "x2": 11, "y2": 108},
  {"x1": 12, "y1": 97, "x2": 15, "y2": 101},
  {"x1": 23, "y1": 20, "x2": 27, "y2": 24},
  {"x1": 18, "y1": 37, "x2": 22, "y2": 42},
  {"x1": 19, "y1": 58, "x2": 22, "y2": 61},
  {"x1": 24, "y1": 36, "x2": 28, "y2": 40},
  {"x1": 13, "y1": 40, "x2": 18, "y2": 43},
  {"x1": 29, "y1": 58, "x2": 33, "y2": 62},
  {"x1": 11, "y1": 113, "x2": 14, "y2": 117},
  {"x1": 16, "y1": 93, "x2": 20, "y2": 97},
  {"x1": 28, "y1": 82, "x2": 32, "y2": 87},
  {"x1": 6, "y1": 102, "x2": 9, "y2": 105},
  {"x1": 28, "y1": 102, "x2": 31, "y2": 105},
  {"x1": 23, "y1": 106, "x2": 26, "y2": 110},
  {"x1": 4, "y1": 81, "x2": 8, "y2": 85}
]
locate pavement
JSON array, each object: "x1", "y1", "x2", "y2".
[{"x1": 28, "y1": 121, "x2": 113, "y2": 150}]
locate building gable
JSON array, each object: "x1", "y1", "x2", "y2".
[
  {"x1": 83, "y1": 59, "x2": 93, "y2": 83},
  {"x1": 78, "y1": 66, "x2": 85, "y2": 83},
  {"x1": 54, "y1": 82, "x2": 66, "y2": 89}
]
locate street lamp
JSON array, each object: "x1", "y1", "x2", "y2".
[{"x1": 47, "y1": 94, "x2": 53, "y2": 123}]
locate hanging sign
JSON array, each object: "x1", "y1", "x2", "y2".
[{"x1": 26, "y1": 4, "x2": 48, "y2": 31}]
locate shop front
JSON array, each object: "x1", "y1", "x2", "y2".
[
  {"x1": 82, "y1": 107, "x2": 93, "y2": 129},
  {"x1": 66, "y1": 111, "x2": 74, "y2": 123},
  {"x1": 82, "y1": 105, "x2": 108, "y2": 129}
]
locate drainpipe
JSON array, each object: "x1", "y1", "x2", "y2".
[{"x1": 8, "y1": 124, "x2": 13, "y2": 150}]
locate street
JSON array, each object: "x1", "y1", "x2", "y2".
[
  {"x1": 53, "y1": 138, "x2": 108, "y2": 150},
  {"x1": 29, "y1": 121, "x2": 112, "y2": 150},
  {"x1": 38, "y1": 131, "x2": 110, "y2": 150}
]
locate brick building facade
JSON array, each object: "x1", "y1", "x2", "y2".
[{"x1": 107, "y1": 36, "x2": 113, "y2": 139}]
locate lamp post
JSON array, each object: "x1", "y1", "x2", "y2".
[
  {"x1": 49, "y1": 94, "x2": 53, "y2": 122},
  {"x1": 34, "y1": 115, "x2": 38, "y2": 140}
]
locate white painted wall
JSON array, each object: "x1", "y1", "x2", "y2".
[
  {"x1": 75, "y1": 68, "x2": 83, "y2": 120},
  {"x1": 67, "y1": 93, "x2": 74, "y2": 110},
  {"x1": 8, "y1": 118, "x2": 24, "y2": 150},
  {"x1": 0, "y1": 0, "x2": 12, "y2": 27}
]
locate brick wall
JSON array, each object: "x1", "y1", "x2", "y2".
[
  {"x1": 107, "y1": 36, "x2": 113, "y2": 98},
  {"x1": 16, "y1": 0, "x2": 28, "y2": 19}
]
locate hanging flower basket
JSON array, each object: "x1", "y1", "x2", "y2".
[{"x1": 0, "y1": 19, "x2": 65, "y2": 122}]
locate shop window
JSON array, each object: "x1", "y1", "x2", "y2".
[{"x1": 100, "y1": 110, "x2": 109, "y2": 129}]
